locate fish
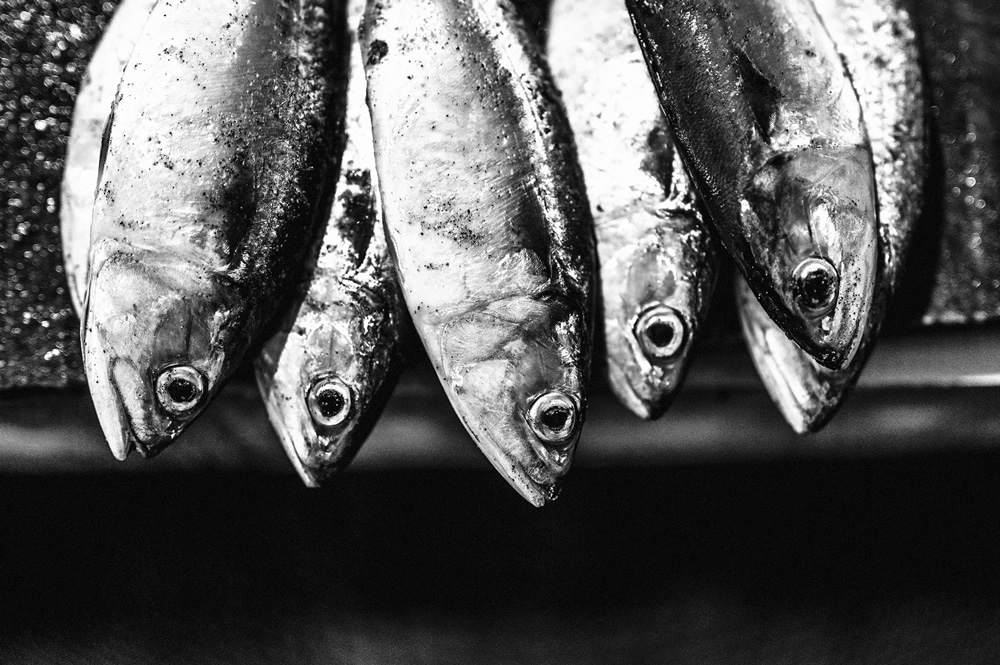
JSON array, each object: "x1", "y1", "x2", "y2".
[
  {"x1": 83, "y1": 0, "x2": 347, "y2": 459},
  {"x1": 737, "y1": 0, "x2": 926, "y2": 432},
  {"x1": 61, "y1": 0, "x2": 159, "y2": 317},
  {"x1": 359, "y1": 0, "x2": 596, "y2": 506},
  {"x1": 627, "y1": 0, "x2": 879, "y2": 370},
  {"x1": 253, "y1": 4, "x2": 404, "y2": 487},
  {"x1": 547, "y1": 0, "x2": 718, "y2": 419}
]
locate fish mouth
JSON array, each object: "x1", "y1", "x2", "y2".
[
  {"x1": 744, "y1": 146, "x2": 878, "y2": 370},
  {"x1": 736, "y1": 277, "x2": 844, "y2": 433},
  {"x1": 83, "y1": 247, "x2": 233, "y2": 458},
  {"x1": 435, "y1": 294, "x2": 589, "y2": 507}
]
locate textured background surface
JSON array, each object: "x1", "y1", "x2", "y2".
[{"x1": 0, "y1": 0, "x2": 114, "y2": 390}]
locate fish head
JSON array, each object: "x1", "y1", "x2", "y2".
[
  {"x1": 602, "y1": 214, "x2": 712, "y2": 419},
  {"x1": 83, "y1": 246, "x2": 241, "y2": 459},
  {"x1": 255, "y1": 288, "x2": 400, "y2": 487},
  {"x1": 437, "y1": 293, "x2": 588, "y2": 507},
  {"x1": 744, "y1": 145, "x2": 877, "y2": 370}
]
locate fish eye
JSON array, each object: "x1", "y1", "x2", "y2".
[
  {"x1": 634, "y1": 305, "x2": 687, "y2": 360},
  {"x1": 792, "y1": 256, "x2": 839, "y2": 316},
  {"x1": 155, "y1": 365, "x2": 206, "y2": 416},
  {"x1": 307, "y1": 376, "x2": 353, "y2": 428},
  {"x1": 527, "y1": 391, "x2": 578, "y2": 445}
]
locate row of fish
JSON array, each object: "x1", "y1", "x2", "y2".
[{"x1": 60, "y1": 0, "x2": 926, "y2": 505}]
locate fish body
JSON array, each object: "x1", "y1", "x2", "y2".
[
  {"x1": 627, "y1": 0, "x2": 878, "y2": 370},
  {"x1": 61, "y1": 0, "x2": 159, "y2": 317},
  {"x1": 360, "y1": 0, "x2": 596, "y2": 506},
  {"x1": 737, "y1": 0, "x2": 926, "y2": 432},
  {"x1": 254, "y1": 5, "x2": 403, "y2": 487},
  {"x1": 547, "y1": 0, "x2": 717, "y2": 419},
  {"x1": 84, "y1": 0, "x2": 347, "y2": 459}
]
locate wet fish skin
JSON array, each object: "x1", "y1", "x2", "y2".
[
  {"x1": 84, "y1": 0, "x2": 347, "y2": 459},
  {"x1": 61, "y1": 0, "x2": 159, "y2": 317},
  {"x1": 360, "y1": 0, "x2": 596, "y2": 506},
  {"x1": 547, "y1": 0, "x2": 717, "y2": 419},
  {"x1": 627, "y1": 0, "x2": 878, "y2": 371},
  {"x1": 738, "y1": 0, "x2": 927, "y2": 432},
  {"x1": 254, "y1": 8, "x2": 403, "y2": 487}
]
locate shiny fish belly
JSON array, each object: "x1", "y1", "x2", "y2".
[
  {"x1": 361, "y1": 0, "x2": 596, "y2": 506},
  {"x1": 628, "y1": 0, "x2": 878, "y2": 370},
  {"x1": 0, "y1": 0, "x2": 118, "y2": 390},
  {"x1": 61, "y1": 0, "x2": 158, "y2": 317},
  {"x1": 254, "y1": 4, "x2": 403, "y2": 487},
  {"x1": 84, "y1": 0, "x2": 346, "y2": 459},
  {"x1": 738, "y1": 0, "x2": 927, "y2": 432},
  {"x1": 547, "y1": 0, "x2": 717, "y2": 419}
]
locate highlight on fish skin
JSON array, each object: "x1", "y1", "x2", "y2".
[
  {"x1": 60, "y1": 0, "x2": 159, "y2": 318},
  {"x1": 548, "y1": 0, "x2": 718, "y2": 420},
  {"x1": 360, "y1": 0, "x2": 596, "y2": 506},
  {"x1": 82, "y1": 0, "x2": 347, "y2": 459},
  {"x1": 627, "y1": 0, "x2": 878, "y2": 371},
  {"x1": 254, "y1": 6, "x2": 403, "y2": 487},
  {"x1": 737, "y1": 0, "x2": 927, "y2": 432}
]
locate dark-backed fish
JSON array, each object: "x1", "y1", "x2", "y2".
[
  {"x1": 548, "y1": 0, "x2": 717, "y2": 419},
  {"x1": 737, "y1": 0, "x2": 926, "y2": 432},
  {"x1": 84, "y1": 0, "x2": 346, "y2": 459},
  {"x1": 627, "y1": 0, "x2": 878, "y2": 370},
  {"x1": 360, "y1": 0, "x2": 596, "y2": 505},
  {"x1": 254, "y1": 4, "x2": 403, "y2": 486}
]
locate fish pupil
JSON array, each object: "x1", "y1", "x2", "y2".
[
  {"x1": 167, "y1": 378, "x2": 197, "y2": 404},
  {"x1": 316, "y1": 389, "x2": 346, "y2": 419},
  {"x1": 541, "y1": 406, "x2": 571, "y2": 432},
  {"x1": 645, "y1": 321, "x2": 675, "y2": 349},
  {"x1": 798, "y1": 268, "x2": 835, "y2": 309}
]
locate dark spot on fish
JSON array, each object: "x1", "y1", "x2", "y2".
[
  {"x1": 316, "y1": 387, "x2": 346, "y2": 420},
  {"x1": 367, "y1": 39, "x2": 389, "y2": 66},
  {"x1": 646, "y1": 320, "x2": 676, "y2": 349},
  {"x1": 540, "y1": 405, "x2": 571, "y2": 432},
  {"x1": 804, "y1": 48, "x2": 816, "y2": 57},
  {"x1": 641, "y1": 120, "x2": 675, "y2": 186},
  {"x1": 731, "y1": 46, "x2": 782, "y2": 139},
  {"x1": 167, "y1": 377, "x2": 197, "y2": 404}
]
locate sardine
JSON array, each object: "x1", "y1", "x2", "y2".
[
  {"x1": 84, "y1": 0, "x2": 347, "y2": 459},
  {"x1": 61, "y1": 0, "x2": 159, "y2": 317},
  {"x1": 254, "y1": 5, "x2": 403, "y2": 487},
  {"x1": 737, "y1": 0, "x2": 926, "y2": 432},
  {"x1": 547, "y1": 0, "x2": 718, "y2": 419},
  {"x1": 627, "y1": 0, "x2": 879, "y2": 370},
  {"x1": 360, "y1": 0, "x2": 596, "y2": 506}
]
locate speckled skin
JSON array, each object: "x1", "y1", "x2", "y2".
[
  {"x1": 738, "y1": 0, "x2": 927, "y2": 433},
  {"x1": 628, "y1": 0, "x2": 878, "y2": 371},
  {"x1": 84, "y1": 0, "x2": 346, "y2": 458},
  {"x1": 360, "y1": 0, "x2": 596, "y2": 506},
  {"x1": 0, "y1": 0, "x2": 117, "y2": 390},
  {"x1": 547, "y1": 0, "x2": 717, "y2": 419},
  {"x1": 61, "y1": 0, "x2": 157, "y2": 316},
  {"x1": 254, "y1": 5, "x2": 403, "y2": 487}
]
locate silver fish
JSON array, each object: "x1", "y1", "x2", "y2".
[
  {"x1": 61, "y1": 0, "x2": 159, "y2": 317},
  {"x1": 547, "y1": 0, "x2": 717, "y2": 419},
  {"x1": 627, "y1": 0, "x2": 878, "y2": 370},
  {"x1": 737, "y1": 0, "x2": 926, "y2": 432},
  {"x1": 254, "y1": 5, "x2": 403, "y2": 487},
  {"x1": 84, "y1": 0, "x2": 346, "y2": 459},
  {"x1": 360, "y1": 0, "x2": 596, "y2": 506}
]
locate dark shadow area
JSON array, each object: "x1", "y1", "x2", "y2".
[{"x1": 2, "y1": 450, "x2": 1000, "y2": 662}]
